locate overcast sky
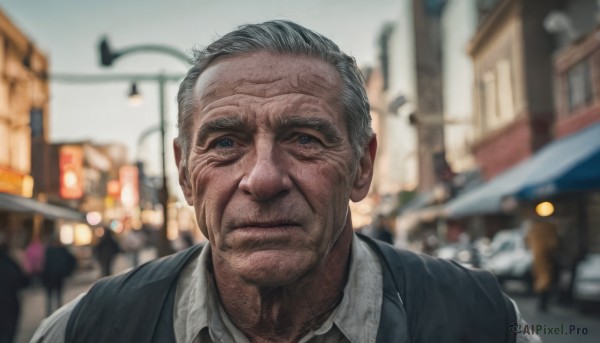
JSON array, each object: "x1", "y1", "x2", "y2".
[{"x1": 1, "y1": 0, "x2": 403, "y2": 197}]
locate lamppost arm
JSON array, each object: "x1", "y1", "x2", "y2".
[
  {"x1": 99, "y1": 37, "x2": 191, "y2": 67},
  {"x1": 113, "y1": 45, "x2": 191, "y2": 66},
  {"x1": 51, "y1": 73, "x2": 184, "y2": 83}
]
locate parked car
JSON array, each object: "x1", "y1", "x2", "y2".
[
  {"x1": 573, "y1": 253, "x2": 600, "y2": 312},
  {"x1": 481, "y1": 230, "x2": 533, "y2": 291}
]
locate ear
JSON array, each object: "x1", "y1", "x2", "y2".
[
  {"x1": 350, "y1": 135, "x2": 377, "y2": 202},
  {"x1": 173, "y1": 139, "x2": 194, "y2": 206}
]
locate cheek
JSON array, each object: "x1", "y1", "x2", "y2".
[
  {"x1": 294, "y1": 156, "x2": 353, "y2": 218},
  {"x1": 188, "y1": 160, "x2": 238, "y2": 239},
  {"x1": 316, "y1": 154, "x2": 355, "y2": 195}
]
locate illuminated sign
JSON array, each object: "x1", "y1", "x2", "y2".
[
  {"x1": 59, "y1": 146, "x2": 84, "y2": 199},
  {"x1": 106, "y1": 180, "x2": 120, "y2": 198},
  {"x1": 119, "y1": 165, "x2": 139, "y2": 209},
  {"x1": 0, "y1": 166, "x2": 34, "y2": 197}
]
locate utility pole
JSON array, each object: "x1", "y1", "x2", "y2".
[{"x1": 412, "y1": 0, "x2": 446, "y2": 192}]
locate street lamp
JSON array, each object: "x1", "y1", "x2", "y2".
[
  {"x1": 97, "y1": 36, "x2": 191, "y2": 257},
  {"x1": 128, "y1": 82, "x2": 143, "y2": 107}
]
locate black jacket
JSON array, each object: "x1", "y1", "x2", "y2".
[{"x1": 66, "y1": 235, "x2": 516, "y2": 343}]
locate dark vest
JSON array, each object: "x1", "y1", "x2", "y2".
[{"x1": 66, "y1": 236, "x2": 516, "y2": 343}]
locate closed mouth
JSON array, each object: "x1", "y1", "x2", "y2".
[{"x1": 235, "y1": 221, "x2": 298, "y2": 229}]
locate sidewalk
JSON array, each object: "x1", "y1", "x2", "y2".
[{"x1": 16, "y1": 248, "x2": 157, "y2": 343}]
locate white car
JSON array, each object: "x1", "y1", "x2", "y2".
[
  {"x1": 573, "y1": 253, "x2": 600, "y2": 311},
  {"x1": 481, "y1": 230, "x2": 533, "y2": 291}
]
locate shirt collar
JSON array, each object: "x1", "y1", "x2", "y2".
[
  {"x1": 174, "y1": 233, "x2": 383, "y2": 343},
  {"x1": 303, "y1": 234, "x2": 383, "y2": 342}
]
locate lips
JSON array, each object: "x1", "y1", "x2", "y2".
[
  {"x1": 229, "y1": 221, "x2": 302, "y2": 248},
  {"x1": 233, "y1": 221, "x2": 300, "y2": 231}
]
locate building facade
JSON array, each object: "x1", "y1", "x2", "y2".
[
  {"x1": 469, "y1": 0, "x2": 558, "y2": 180},
  {"x1": 0, "y1": 9, "x2": 55, "y2": 245},
  {"x1": 441, "y1": 0, "x2": 478, "y2": 173}
]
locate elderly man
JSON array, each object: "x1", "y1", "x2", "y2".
[{"x1": 33, "y1": 20, "x2": 533, "y2": 343}]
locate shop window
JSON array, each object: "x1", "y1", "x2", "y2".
[{"x1": 567, "y1": 58, "x2": 593, "y2": 113}]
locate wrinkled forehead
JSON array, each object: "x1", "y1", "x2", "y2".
[{"x1": 193, "y1": 52, "x2": 343, "y2": 110}]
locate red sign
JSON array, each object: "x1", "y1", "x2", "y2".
[{"x1": 59, "y1": 146, "x2": 84, "y2": 199}]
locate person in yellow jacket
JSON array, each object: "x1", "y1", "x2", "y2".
[{"x1": 526, "y1": 211, "x2": 558, "y2": 312}]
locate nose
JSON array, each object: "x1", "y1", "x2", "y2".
[{"x1": 238, "y1": 141, "x2": 291, "y2": 201}]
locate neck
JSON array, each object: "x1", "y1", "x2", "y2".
[{"x1": 212, "y1": 221, "x2": 353, "y2": 342}]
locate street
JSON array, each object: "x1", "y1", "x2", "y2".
[
  {"x1": 16, "y1": 249, "x2": 157, "y2": 343},
  {"x1": 505, "y1": 282, "x2": 600, "y2": 343}
]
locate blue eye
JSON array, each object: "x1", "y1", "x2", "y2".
[
  {"x1": 214, "y1": 138, "x2": 235, "y2": 148},
  {"x1": 298, "y1": 134, "x2": 314, "y2": 145}
]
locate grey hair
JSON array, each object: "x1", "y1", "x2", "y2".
[{"x1": 176, "y1": 20, "x2": 372, "y2": 168}]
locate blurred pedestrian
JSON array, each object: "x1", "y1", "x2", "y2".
[
  {"x1": 41, "y1": 235, "x2": 77, "y2": 316},
  {"x1": 421, "y1": 232, "x2": 439, "y2": 256},
  {"x1": 93, "y1": 227, "x2": 121, "y2": 277},
  {"x1": 525, "y1": 209, "x2": 559, "y2": 312},
  {"x1": 369, "y1": 214, "x2": 394, "y2": 244},
  {"x1": 23, "y1": 237, "x2": 45, "y2": 282},
  {"x1": 122, "y1": 229, "x2": 144, "y2": 267},
  {"x1": 0, "y1": 232, "x2": 29, "y2": 343}
]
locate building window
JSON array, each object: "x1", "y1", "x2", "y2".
[
  {"x1": 0, "y1": 120, "x2": 9, "y2": 165},
  {"x1": 478, "y1": 58, "x2": 515, "y2": 134},
  {"x1": 567, "y1": 58, "x2": 593, "y2": 113},
  {"x1": 480, "y1": 70, "x2": 496, "y2": 132},
  {"x1": 496, "y1": 59, "x2": 515, "y2": 123}
]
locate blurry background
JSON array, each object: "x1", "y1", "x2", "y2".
[{"x1": 1, "y1": 0, "x2": 600, "y2": 342}]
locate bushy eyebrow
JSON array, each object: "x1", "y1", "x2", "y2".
[
  {"x1": 276, "y1": 115, "x2": 343, "y2": 144},
  {"x1": 194, "y1": 114, "x2": 343, "y2": 146},
  {"x1": 195, "y1": 117, "x2": 247, "y2": 146}
]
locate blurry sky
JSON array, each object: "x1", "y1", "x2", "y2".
[{"x1": 1, "y1": 0, "x2": 402, "y2": 197}]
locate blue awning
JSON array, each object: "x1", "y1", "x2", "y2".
[
  {"x1": 515, "y1": 123, "x2": 600, "y2": 199},
  {"x1": 445, "y1": 122, "x2": 600, "y2": 218}
]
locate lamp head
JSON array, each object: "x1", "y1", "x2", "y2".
[
  {"x1": 128, "y1": 82, "x2": 143, "y2": 107},
  {"x1": 99, "y1": 37, "x2": 118, "y2": 67}
]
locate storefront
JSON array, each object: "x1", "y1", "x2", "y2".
[
  {"x1": 445, "y1": 122, "x2": 600, "y2": 253},
  {"x1": 0, "y1": 191, "x2": 85, "y2": 248}
]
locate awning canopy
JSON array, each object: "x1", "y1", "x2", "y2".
[
  {"x1": 0, "y1": 192, "x2": 85, "y2": 221},
  {"x1": 399, "y1": 191, "x2": 436, "y2": 214},
  {"x1": 445, "y1": 122, "x2": 600, "y2": 218},
  {"x1": 515, "y1": 123, "x2": 600, "y2": 199}
]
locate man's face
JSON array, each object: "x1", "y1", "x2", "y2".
[{"x1": 175, "y1": 52, "x2": 373, "y2": 286}]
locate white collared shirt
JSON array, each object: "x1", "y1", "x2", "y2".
[{"x1": 173, "y1": 234, "x2": 383, "y2": 343}]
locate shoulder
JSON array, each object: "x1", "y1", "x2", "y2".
[
  {"x1": 30, "y1": 293, "x2": 85, "y2": 343},
  {"x1": 80, "y1": 244, "x2": 203, "y2": 299},
  {"x1": 360, "y1": 234, "x2": 499, "y2": 288},
  {"x1": 64, "y1": 245, "x2": 204, "y2": 342},
  {"x1": 359, "y1": 234, "x2": 516, "y2": 342}
]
